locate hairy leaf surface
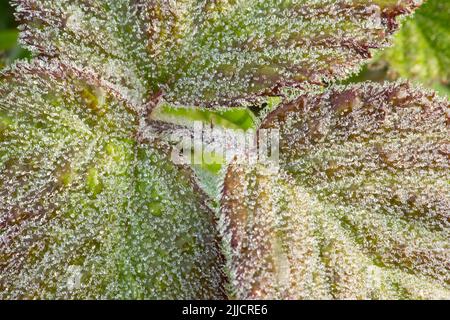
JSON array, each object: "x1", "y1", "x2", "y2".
[
  {"x1": 0, "y1": 60, "x2": 224, "y2": 299},
  {"x1": 14, "y1": 0, "x2": 422, "y2": 108},
  {"x1": 221, "y1": 82, "x2": 450, "y2": 299}
]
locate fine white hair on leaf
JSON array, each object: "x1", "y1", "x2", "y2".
[
  {"x1": 0, "y1": 60, "x2": 225, "y2": 299},
  {"x1": 13, "y1": 0, "x2": 424, "y2": 108},
  {"x1": 221, "y1": 82, "x2": 450, "y2": 299}
]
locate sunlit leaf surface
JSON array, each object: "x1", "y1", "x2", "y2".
[
  {"x1": 221, "y1": 82, "x2": 450, "y2": 299},
  {"x1": 0, "y1": 60, "x2": 224, "y2": 299},
  {"x1": 14, "y1": 0, "x2": 422, "y2": 108}
]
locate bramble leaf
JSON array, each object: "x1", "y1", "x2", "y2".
[
  {"x1": 221, "y1": 82, "x2": 450, "y2": 299},
  {"x1": 14, "y1": 0, "x2": 423, "y2": 108},
  {"x1": 0, "y1": 60, "x2": 224, "y2": 299}
]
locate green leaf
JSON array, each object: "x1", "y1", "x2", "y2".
[
  {"x1": 221, "y1": 82, "x2": 450, "y2": 299},
  {"x1": 380, "y1": 0, "x2": 450, "y2": 92},
  {"x1": 13, "y1": 0, "x2": 423, "y2": 108},
  {"x1": 0, "y1": 60, "x2": 224, "y2": 299},
  {"x1": 152, "y1": 104, "x2": 256, "y2": 130}
]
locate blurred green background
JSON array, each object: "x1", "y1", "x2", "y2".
[{"x1": 0, "y1": 0, "x2": 30, "y2": 68}]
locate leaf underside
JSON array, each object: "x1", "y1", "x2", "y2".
[
  {"x1": 0, "y1": 61, "x2": 224, "y2": 299},
  {"x1": 221, "y1": 82, "x2": 450, "y2": 299},
  {"x1": 14, "y1": 0, "x2": 422, "y2": 108}
]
